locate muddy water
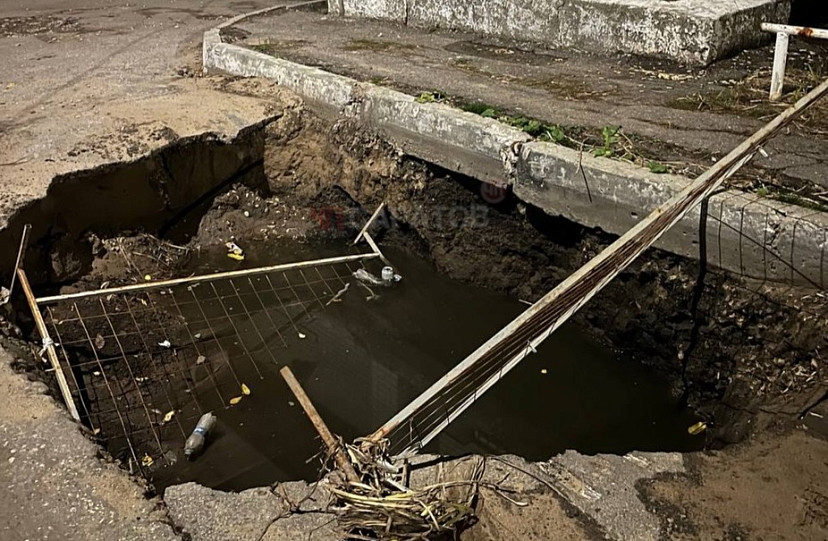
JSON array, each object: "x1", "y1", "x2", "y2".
[{"x1": 151, "y1": 240, "x2": 702, "y2": 491}]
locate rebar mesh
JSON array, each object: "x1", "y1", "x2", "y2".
[{"x1": 38, "y1": 255, "x2": 373, "y2": 473}]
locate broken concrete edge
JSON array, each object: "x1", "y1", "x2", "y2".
[
  {"x1": 161, "y1": 451, "x2": 689, "y2": 541},
  {"x1": 327, "y1": 0, "x2": 792, "y2": 66},
  {"x1": 203, "y1": 31, "x2": 827, "y2": 289}
]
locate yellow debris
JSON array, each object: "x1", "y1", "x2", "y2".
[
  {"x1": 688, "y1": 421, "x2": 707, "y2": 435},
  {"x1": 227, "y1": 253, "x2": 245, "y2": 261},
  {"x1": 241, "y1": 383, "x2": 251, "y2": 396},
  {"x1": 229, "y1": 396, "x2": 243, "y2": 405}
]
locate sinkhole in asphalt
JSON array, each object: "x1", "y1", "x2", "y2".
[{"x1": 3, "y1": 128, "x2": 703, "y2": 493}]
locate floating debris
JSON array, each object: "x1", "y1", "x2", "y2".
[
  {"x1": 141, "y1": 454, "x2": 154, "y2": 467},
  {"x1": 688, "y1": 421, "x2": 707, "y2": 435},
  {"x1": 241, "y1": 383, "x2": 251, "y2": 396},
  {"x1": 158, "y1": 340, "x2": 171, "y2": 348},
  {"x1": 353, "y1": 268, "x2": 385, "y2": 286},
  {"x1": 229, "y1": 396, "x2": 243, "y2": 405},
  {"x1": 184, "y1": 412, "x2": 216, "y2": 459},
  {"x1": 326, "y1": 283, "x2": 350, "y2": 306},
  {"x1": 94, "y1": 334, "x2": 105, "y2": 350},
  {"x1": 226, "y1": 241, "x2": 245, "y2": 261}
]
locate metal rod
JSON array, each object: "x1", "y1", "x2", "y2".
[
  {"x1": 362, "y1": 232, "x2": 392, "y2": 266},
  {"x1": 6, "y1": 224, "x2": 31, "y2": 301},
  {"x1": 279, "y1": 366, "x2": 359, "y2": 483},
  {"x1": 35, "y1": 252, "x2": 379, "y2": 305},
  {"x1": 370, "y1": 77, "x2": 828, "y2": 446},
  {"x1": 770, "y1": 32, "x2": 789, "y2": 101},
  {"x1": 17, "y1": 269, "x2": 81, "y2": 421},
  {"x1": 761, "y1": 23, "x2": 828, "y2": 39},
  {"x1": 354, "y1": 202, "x2": 387, "y2": 245}
]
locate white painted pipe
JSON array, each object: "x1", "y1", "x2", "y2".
[
  {"x1": 761, "y1": 23, "x2": 828, "y2": 39},
  {"x1": 761, "y1": 23, "x2": 828, "y2": 102},
  {"x1": 770, "y1": 32, "x2": 790, "y2": 101}
]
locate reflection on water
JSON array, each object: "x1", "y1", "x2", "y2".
[{"x1": 152, "y1": 240, "x2": 701, "y2": 491}]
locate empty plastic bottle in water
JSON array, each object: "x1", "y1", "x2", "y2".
[{"x1": 184, "y1": 412, "x2": 216, "y2": 459}]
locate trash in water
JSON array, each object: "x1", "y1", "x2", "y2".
[
  {"x1": 161, "y1": 410, "x2": 176, "y2": 424},
  {"x1": 184, "y1": 412, "x2": 217, "y2": 459},
  {"x1": 229, "y1": 396, "x2": 243, "y2": 405},
  {"x1": 226, "y1": 241, "x2": 245, "y2": 261},
  {"x1": 541, "y1": 369, "x2": 548, "y2": 375},
  {"x1": 353, "y1": 268, "x2": 385, "y2": 286},
  {"x1": 143, "y1": 274, "x2": 152, "y2": 281},
  {"x1": 326, "y1": 283, "x2": 350, "y2": 306},
  {"x1": 196, "y1": 355, "x2": 206, "y2": 365},
  {"x1": 298, "y1": 332, "x2": 306, "y2": 339},
  {"x1": 94, "y1": 334, "x2": 105, "y2": 350},
  {"x1": 381, "y1": 266, "x2": 402, "y2": 283},
  {"x1": 158, "y1": 340, "x2": 172, "y2": 348},
  {"x1": 688, "y1": 421, "x2": 707, "y2": 435},
  {"x1": 141, "y1": 454, "x2": 154, "y2": 467},
  {"x1": 241, "y1": 383, "x2": 251, "y2": 396}
]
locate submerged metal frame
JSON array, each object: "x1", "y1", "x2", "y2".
[{"x1": 17, "y1": 203, "x2": 391, "y2": 471}]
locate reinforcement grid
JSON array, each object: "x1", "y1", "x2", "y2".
[{"x1": 38, "y1": 257, "x2": 369, "y2": 474}]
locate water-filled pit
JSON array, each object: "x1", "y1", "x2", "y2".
[{"x1": 5, "y1": 107, "x2": 823, "y2": 496}]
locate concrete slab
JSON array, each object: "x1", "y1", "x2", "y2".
[{"x1": 329, "y1": 0, "x2": 792, "y2": 65}]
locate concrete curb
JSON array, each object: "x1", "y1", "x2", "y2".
[{"x1": 202, "y1": 13, "x2": 827, "y2": 289}]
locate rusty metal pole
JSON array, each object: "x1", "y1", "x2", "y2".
[
  {"x1": 17, "y1": 269, "x2": 81, "y2": 421},
  {"x1": 280, "y1": 366, "x2": 359, "y2": 484}
]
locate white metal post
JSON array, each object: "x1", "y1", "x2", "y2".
[{"x1": 770, "y1": 32, "x2": 789, "y2": 101}]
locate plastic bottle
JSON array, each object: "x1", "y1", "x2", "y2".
[{"x1": 184, "y1": 412, "x2": 216, "y2": 459}]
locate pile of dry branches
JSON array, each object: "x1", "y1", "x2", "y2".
[{"x1": 326, "y1": 439, "x2": 481, "y2": 540}]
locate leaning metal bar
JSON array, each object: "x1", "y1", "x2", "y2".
[
  {"x1": 17, "y1": 269, "x2": 81, "y2": 421},
  {"x1": 35, "y1": 252, "x2": 379, "y2": 305},
  {"x1": 371, "y1": 78, "x2": 828, "y2": 451},
  {"x1": 354, "y1": 202, "x2": 387, "y2": 245},
  {"x1": 6, "y1": 224, "x2": 31, "y2": 301}
]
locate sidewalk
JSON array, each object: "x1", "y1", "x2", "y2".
[{"x1": 231, "y1": 9, "x2": 828, "y2": 200}]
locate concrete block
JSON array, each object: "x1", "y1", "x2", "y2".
[
  {"x1": 558, "y1": 0, "x2": 792, "y2": 65},
  {"x1": 335, "y1": 0, "x2": 792, "y2": 65},
  {"x1": 360, "y1": 85, "x2": 531, "y2": 186},
  {"x1": 206, "y1": 43, "x2": 358, "y2": 110},
  {"x1": 407, "y1": 0, "x2": 561, "y2": 43},
  {"x1": 515, "y1": 142, "x2": 827, "y2": 287}
]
